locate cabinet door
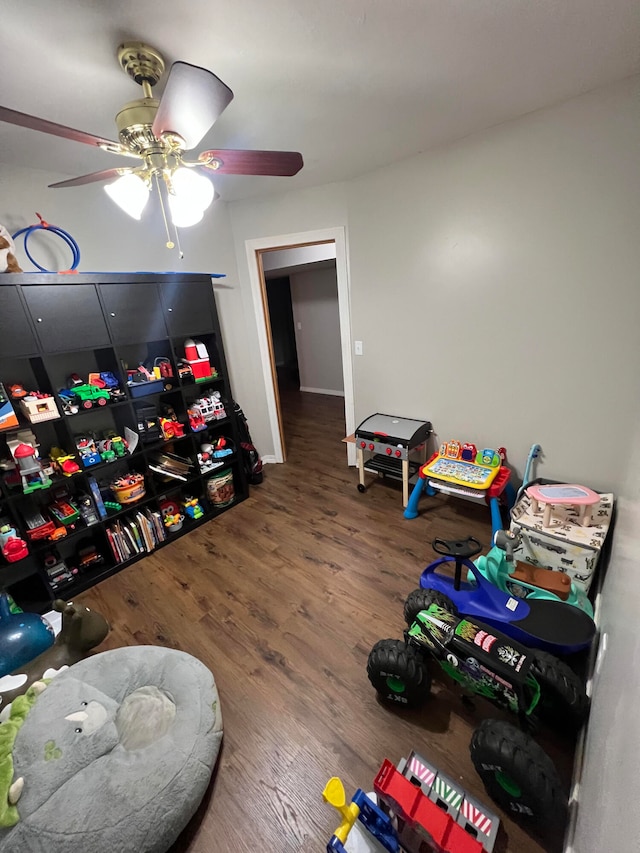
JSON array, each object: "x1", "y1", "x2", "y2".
[
  {"x1": 23, "y1": 285, "x2": 110, "y2": 352},
  {"x1": 100, "y1": 283, "x2": 168, "y2": 343},
  {"x1": 0, "y1": 288, "x2": 38, "y2": 356},
  {"x1": 159, "y1": 280, "x2": 216, "y2": 337}
]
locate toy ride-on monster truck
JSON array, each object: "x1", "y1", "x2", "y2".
[{"x1": 367, "y1": 577, "x2": 589, "y2": 828}]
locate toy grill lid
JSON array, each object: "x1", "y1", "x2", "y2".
[{"x1": 355, "y1": 413, "x2": 432, "y2": 445}]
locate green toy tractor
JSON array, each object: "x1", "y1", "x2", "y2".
[
  {"x1": 70, "y1": 384, "x2": 111, "y2": 409},
  {"x1": 367, "y1": 589, "x2": 588, "y2": 828}
]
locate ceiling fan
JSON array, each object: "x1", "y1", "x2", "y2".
[{"x1": 0, "y1": 42, "x2": 303, "y2": 232}]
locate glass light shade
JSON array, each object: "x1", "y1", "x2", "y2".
[
  {"x1": 171, "y1": 167, "x2": 215, "y2": 211},
  {"x1": 104, "y1": 174, "x2": 149, "y2": 219},
  {"x1": 168, "y1": 195, "x2": 205, "y2": 228}
]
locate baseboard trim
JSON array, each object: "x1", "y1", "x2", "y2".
[
  {"x1": 262, "y1": 455, "x2": 277, "y2": 464},
  {"x1": 299, "y1": 387, "x2": 345, "y2": 397}
]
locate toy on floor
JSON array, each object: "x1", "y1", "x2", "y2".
[
  {"x1": 415, "y1": 536, "x2": 595, "y2": 655},
  {"x1": 0, "y1": 599, "x2": 109, "y2": 713},
  {"x1": 474, "y1": 529, "x2": 593, "y2": 616},
  {"x1": 404, "y1": 441, "x2": 515, "y2": 536},
  {"x1": 367, "y1": 589, "x2": 589, "y2": 827},
  {"x1": 0, "y1": 594, "x2": 54, "y2": 679}
]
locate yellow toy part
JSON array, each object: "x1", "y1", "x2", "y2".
[{"x1": 323, "y1": 777, "x2": 360, "y2": 843}]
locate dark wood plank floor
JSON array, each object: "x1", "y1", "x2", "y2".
[{"x1": 76, "y1": 392, "x2": 574, "y2": 853}]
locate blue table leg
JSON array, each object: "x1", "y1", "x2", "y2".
[
  {"x1": 404, "y1": 478, "x2": 425, "y2": 519},
  {"x1": 489, "y1": 496, "x2": 503, "y2": 537}
]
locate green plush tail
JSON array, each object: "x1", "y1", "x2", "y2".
[{"x1": 0, "y1": 686, "x2": 41, "y2": 828}]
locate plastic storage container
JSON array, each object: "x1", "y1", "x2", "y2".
[{"x1": 206, "y1": 470, "x2": 235, "y2": 508}]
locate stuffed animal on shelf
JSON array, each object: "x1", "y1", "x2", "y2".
[
  {"x1": 0, "y1": 599, "x2": 110, "y2": 714},
  {"x1": 0, "y1": 225, "x2": 22, "y2": 273}
]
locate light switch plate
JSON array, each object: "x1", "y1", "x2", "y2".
[{"x1": 354, "y1": 340, "x2": 363, "y2": 356}]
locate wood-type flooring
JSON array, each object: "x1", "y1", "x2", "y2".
[{"x1": 76, "y1": 391, "x2": 575, "y2": 853}]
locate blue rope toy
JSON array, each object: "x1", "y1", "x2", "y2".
[{"x1": 12, "y1": 213, "x2": 80, "y2": 272}]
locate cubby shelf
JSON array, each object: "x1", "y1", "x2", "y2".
[{"x1": 0, "y1": 273, "x2": 249, "y2": 613}]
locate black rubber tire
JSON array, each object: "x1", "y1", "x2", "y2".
[
  {"x1": 530, "y1": 650, "x2": 589, "y2": 731},
  {"x1": 367, "y1": 639, "x2": 431, "y2": 708},
  {"x1": 357, "y1": 484, "x2": 366, "y2": 493},
  {"x1": 403, "y1": 588, "x2": 458, "y2": 626},
  {"x1": 470, "y1": 718, "x2": 567, "y2": 826}
]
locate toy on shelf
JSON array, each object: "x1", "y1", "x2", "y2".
[
  {"x1": 404, "y1": 440, "x2": 515, "y2": 537},
  {"x1": 8, "y1": 384, "x2": 27, "y2": 400},
  {"x1": 75, "y1": 435, "x2": 102, "y2": 468},
  {"x1": 0, "y1": 593, "x2": 54, "y2": 678},
  {"x1": 367, "y1": 585, "x2": 589, "y2": 828},
  {"x1": 158, "y1": 497, "x2": 184, "y2": 533},
  {"x1": 525, "y1": 483, "x2": 601, "y2": 529},
  {"x1": 75, "y1": 492, "x2": 100, "y2": 526},
  {"x1": 12, "y1": 442, "x2": 52, "y2": 494},
  {"x1": 0, "y1": 520, "x2": 29, "y2": 562},
  {"x1": 111, "y1": 472, "x2": 146, "y2": 505},
  {"x1": 49, "y1": 446, "x2": 81, "y2": 477},
  {"x1": 76, "y1": 542, "x2": 105, "y2": 570},
  {"x1": 48, "y1": 487, "x2": 80, "y2": 527},
  {"x1": 96, "y1": 434, "x2": 128, "y2": 462},
  {"x1": 18, "y1": 392, "x2": 61, "y2": 424},
  {"x1": 206, "y1": 469, "x2": 235, "y2": 508},
  {"x1": 153, "y1": 357, "x2": 175, "y2": 383},
  {"x1": 0, "y1": 382, "x2": 19, "y2": 432},
  {"x1": 43, "y1": 549, "x2": 79, "y2": 592},
  {"x1": 415, "y1": 536, "x2": 595, "y2": 655},
  {"x1": 67, "y1": 383, "x2": 111, "y2": 410},
  {"x1": 159, "y1": 403, "x2": 186, "y2": 440},
  {"x1": 58, "y1": 388, "x2": 80, "y2": 416},
  {"x1": 476, "y1": 529, "x2": 594, "y2": 616},
  {"x1": 183, "y1": 496, "x2": 204, "y2": 520},
  {"x1": 135, "y1": 404, "x2": 162, "y2": 443},
  {"x1": 22, "y1": 508, "x2": 66, "y2": 542},
  {"x1": 176, "y1": 360, "x2": 194, "y2": 382},
  {"x1": 187, "y1": 404, "x2": 207, "y2": 432},
  {"x1": 88, "y1": 371, "x2": 127, "y2": 401},
  {"x1": 198, "y1": 437, "x2": 233, "y2": 473},
  {"x1": 184, "y1": 339, "x2": 218, "y2": 383}
]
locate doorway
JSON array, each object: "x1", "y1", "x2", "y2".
[{"x1": 245, "y1": 227, "x2": 355, "y2": 465}]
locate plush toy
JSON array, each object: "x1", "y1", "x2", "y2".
[
  {"x1": 0, "y1": 599, "x2": 109, "y2": 714},
  {"x1": 0, "y1": 226, "x2": 22, "y2": 273}
]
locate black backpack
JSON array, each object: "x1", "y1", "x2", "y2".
[{"x1": 233, "y1": 401, "x2": 263, "y2": 485}]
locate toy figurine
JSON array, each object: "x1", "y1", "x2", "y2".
[
  {"x1": 75, "y1": 435, "x2": 102, "y2": 467},
  {"x1": 187, "y1": 405, "x2": 207, "y2": 432},
  {"x1": 0, "y1": 520, "x2": 28, "y2": 562},
  {"x1": 12, "y1": 442, "x2": 52, "y2": 494},
  {"x1": 182, "y1": 496, "x2": 204, "y2": 520},
  {"x1": 49, "y1": 446, "x2": 81, "y2": 477}
]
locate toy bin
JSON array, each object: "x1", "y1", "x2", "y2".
[
  {"x1": 206, "y1": 470, "x2": 235, "y2": 508},
  {"x1": 510, "y1": 489, "x2": 614, "y2": 593}
]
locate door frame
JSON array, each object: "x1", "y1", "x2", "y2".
[{"x1": 245, "y1": 226, "x2": 355, "y2": 465}]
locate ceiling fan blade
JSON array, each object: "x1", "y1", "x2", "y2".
[
  {"x1": 198, "y1": 149, "x2": 303, "y2": 176},
  {"x1": 152, "y1": 61, "x2": 234, "y2": 151},
  {"x1": 0, "y1": 105, "x2": 129, "y2": 155},
  {"x1": 49, "y1": 168, "x2": 133, "y2": 189}
]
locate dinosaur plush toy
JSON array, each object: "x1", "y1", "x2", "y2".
[
  {"x1": 0, "y1": 600, "x2": 110, "y2": 715},
  {"x1": 0, "y1": 225, "x2": 22, "y2": 273}
]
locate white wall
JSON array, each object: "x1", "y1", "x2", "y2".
[
  {"x1": 570, "y1": 410, "x2": 640, "y2": 850},
  {"x1": 290, "y1": 264, "x2": 343, "y2": 394},
  {"x1": 228, "y1": 75, "x2": 640, "y2": 492}
]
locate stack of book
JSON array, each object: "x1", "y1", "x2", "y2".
[{"x1": 105, "y1": 507, "x2": 167, "y2": 564}]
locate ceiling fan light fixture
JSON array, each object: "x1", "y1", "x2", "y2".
[
  {"x1": 171, "y1": 167, "x2": 215, "y2": 210},
  {"x1": 168, "y1": 194, "x2": 205, "y2": 228},
  {"x1": 104, "y1": 173, "x2": 149, "y2": 219}
]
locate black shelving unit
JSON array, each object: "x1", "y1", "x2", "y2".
[{"x1": 0, "y1": 273, "x2": 248, "y2": 613}]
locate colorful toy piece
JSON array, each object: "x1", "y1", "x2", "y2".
[
  {"x1": 404, "y1": 442, "x2": 515, "y2": 537},
  {"x1": 0, "y1": 383, "x2": 19, "y2": 432},
  {"x1": 12, "y1": 442, "x2": 52, "y2": 494},
  {"x1": 49, "y1": 446, "x2": 81, "y2": 477},
  {"x1": 323, "y1": 778, "x2": 399, "y2": 853},
  {"x1": 475, "y1": 529, "x2": 594, "y2": 616},
  {"x1": 525, "y1": 483, "x2": 601, "y2": 529},
  {"x1": 416, "y1": 536, "x2": 595, "y2": 655},
  {"x1": 183, "y1": 496, "x2": 204, "y2": 520},
  {"x1": 0, "y1": 593, "x2": 54, "y2": 678},
  {"x1": 0, "y1": 521, "x2": 29, "y2": 563},
  {"x1": 69, "y1": 383, "x2": 110, "y2": 409},
  {"x1": 18, "y1": 392, "x2": 61, "y2": 424}
]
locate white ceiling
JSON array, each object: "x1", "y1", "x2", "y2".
[{"x1": 1, "y1": 0, "x2": 638, "y2": 202}]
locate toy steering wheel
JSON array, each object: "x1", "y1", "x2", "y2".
[{"x1": 432, "y1": 536, "x2": 483, "y2": 559}]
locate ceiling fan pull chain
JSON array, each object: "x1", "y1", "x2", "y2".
[{"x1": 153, "y1": 173, "x2": 175, "y2": 250}]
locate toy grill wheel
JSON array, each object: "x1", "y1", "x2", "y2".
[
  {"x1": 469, "y1": 718, "x2": 567, "y2": 827},
  {"x1": 367, "y1": 639, "x2": 431, "y2": 708}
]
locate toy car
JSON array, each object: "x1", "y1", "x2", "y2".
[
  {"x1": 415, "y1": 536, "x2": 596, "y2": 656},
  {"x1": 69, "y1": 384, "x2": 111, "y2": 409},
  {"x1": 367, "y1": 589, "x2": 588, "y2": 828}
]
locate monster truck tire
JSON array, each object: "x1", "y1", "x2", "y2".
[
  {"x1": 367, "y1": 639, "x2": 431, "y2": 708},
  {"x1": 530, "y1": 650, "x2": 589, "y2": 730},
  {"x1": 403, "y1": 588, "x2": 458, "y2": 626},
  {"x1": 470, "y1": 719, "x2": 567, "y2": 826}
]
